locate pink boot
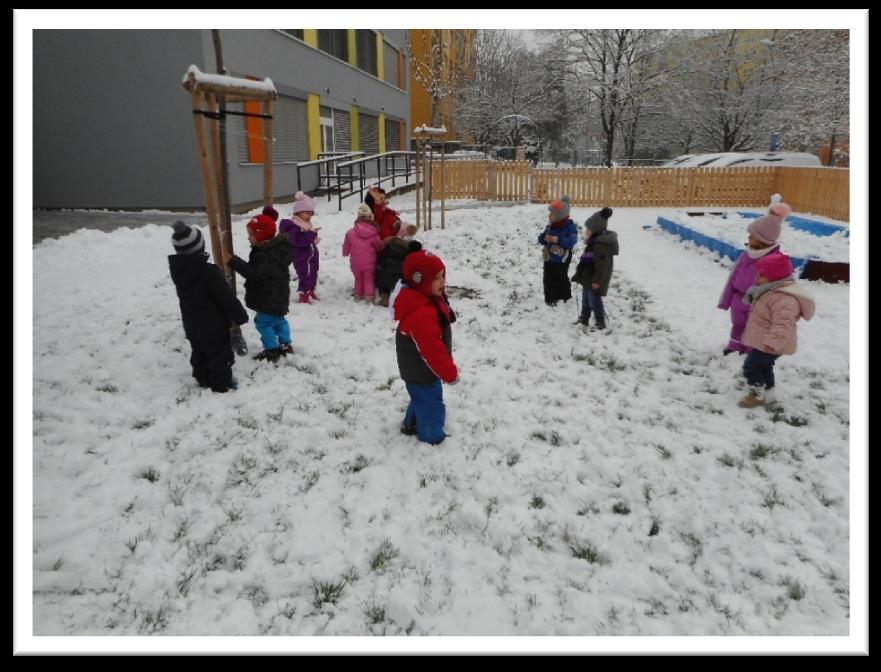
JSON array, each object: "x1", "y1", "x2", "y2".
[
  {"x1": 308, "y1": 289, "x2": 320, "y2": 301},
  {"x1": 298, "y1": 292, "x2": 311, "y2": 304}
]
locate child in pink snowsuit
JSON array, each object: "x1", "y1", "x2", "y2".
[
  {"x1": 343, "y1": 204, "x2": 384, "y2": 303},
  {"x1": 718, "y1": 197, "x2": 791, "y2": 355}
]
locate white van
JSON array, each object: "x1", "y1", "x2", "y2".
[{"x1": 662, "y1": 152, "x2": 822, "y2": 168}]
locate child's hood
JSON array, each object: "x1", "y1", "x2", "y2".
[
  {"x1": 778, "y1": 282, "x2": 816, "y2": 320},
  {"x1": 354, "y1": 219, "x2": 380, "y2": 239},
  {"x1": 168, "y1": 252, "x2": 208, "y2": 289},
  {"x1": 591, "y1": 230, "x2": 619, "y2": 255}
]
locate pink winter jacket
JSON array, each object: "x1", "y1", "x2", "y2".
[
  {"x1": 742, "y1": 282, "x2": 816, "y2": 355},
  {"x1": 342, "y1": 218, "x2": 383, "y2": 272}
]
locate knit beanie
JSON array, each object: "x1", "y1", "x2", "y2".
[
  {"x1": 262, "y1": 205, "x2": 279, "y2": 222},
  {"x1": 403, "y1": 248, "x2": 446, "y2": 296},
  {"x1": 247, "y1": 214, "x2": 277, "y2": 243},
  {"x1": 292, "y1": 190, "x2": 317, "y2": 214},
  {"x1": 548, "y1": 195, "x2": 572, "y2": 223},
  {"x1": 171, "y1": 221, "x2": 205, "y2": 255},
  {"x1": 755, "y1": 251, "x2": 794, "y2": 282},
  {"x1": 357, "y1": 203, "x2": 374, "y2": 220},
  {"x1": 585, "y1": 207, "x2": 613, "y2": 233},
  {"x1": 748, "y1": 202, "x2": 792, "y2": 246}
]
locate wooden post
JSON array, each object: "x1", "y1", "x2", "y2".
[
  {"x1": 263, "y1": 99, "x2": 274, "y2": 205},
  {"x1": 190, "y1": 91, "x2": 224, "y2": 269},
  {"x1": 441, "y1": 142, "x2": 446, "y2": 229},
  {"x1": 206, "y1": 93, "x2": 231, "y2": 265},
  {"x1": 415, "y1": 139, "x2": 422, "y2": 232}
]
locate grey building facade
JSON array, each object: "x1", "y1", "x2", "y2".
[{"x1": 33, "y1": 29, "x2": 410, "y2": 210}]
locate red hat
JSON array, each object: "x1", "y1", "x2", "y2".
[
  {"x1": 755, "y1": 252, "x2": 794, "y2": 282},
  {"x1": 403, "y1": 249, "x2": 446, "y2": 296},
  {"x1": 247, "y1": 214, "x2": 277, "y2": 242}
]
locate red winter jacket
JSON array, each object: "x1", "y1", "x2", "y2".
[
  {"x1": 392, "y1": 287, "x2": 457, "y2": 384},
  {"x1": 373, "y1": 203, "x2": 401, "y2": 241}
]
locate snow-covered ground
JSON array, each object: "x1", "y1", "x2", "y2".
[{"x1": 23, "y1": 196, "x2": 862, "y2": 651}]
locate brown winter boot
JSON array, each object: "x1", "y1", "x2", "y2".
[
  {"x1": 738, "y1": 389, "x2": 765, "y2": 408},
  {"x1": 379, "y1": 292, "x2": 390, "y2": 307}
]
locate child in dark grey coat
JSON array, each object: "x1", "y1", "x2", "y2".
[
  {"x1": 168, "y1": 222, "x2": 248, "y2": 392},
  {"x1": 571, "y1": 207, "x2": 618, "y2": 330}
]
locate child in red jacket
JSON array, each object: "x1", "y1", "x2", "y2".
[{"x1": 391, "y1": 248, "x2": 459, "y2": 444}]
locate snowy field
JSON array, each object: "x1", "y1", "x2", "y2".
[{"x1": 25, "y1": 196, "x2": 860, "y2": 650}]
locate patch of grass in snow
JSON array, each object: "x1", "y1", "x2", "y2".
[
  {"x1": 301, "y1": 470, "x2": 320, "y2": 493},
  {"x1": 506, "y1": 451, "x2": 520, "y2": 467},
  {"x1": 375, "y1": 376, "x2": 396, "y2": 391},
  {"x1": 769, "y1": 410, "x2": 809, "y2": 427},
  {"x1": 132, "y1": 419, "x2": 154, "y2": 430},
  {"x1": 577, "y1": 501, "x2": 600, "y2": 517},
  {"x1": 762, "y1": 484, "x2": 785, "y2": 510},
  {"x1": 749, "y1": 443, "x2": 779, "y2": 460},
  {"x1": 654, "y1": 444, "x2": 673, "y2": 460},
  {"x1": 312, "y1": 578, "x2": 347, "y2": 609},
  {"x1": 811, "y1": 482, "x2": 840, "y2": 508},
  {"x1": 780, "y1": 577, "x2": 808, "y2": 601},
  {"x1": 51, "y1": 556, "x2": 63, "y2": 571},
  {"x1": 529, "y1": 495, "x2": 546, "y2": 510},
  {"x1": 569, "y1": 542, "x2": 607, "y2": 565},
  {"x1": 648, "y1": 517, "x2": 661, "y2": 536},
  {"x1": 365, "y1": 602, "x2": 386, "y2": 625},
  {"x1": 369, "y1": 539, "x2": 400, "y2": 573},
  {"x1": 612, "y1": 501, "x2": 631, "y2": 515},
  {"x1": 717, "y1": 453, "x2": 743, "y2": 469},
  {"x1": 137, "y1": 466, "x2": 160, "y2": 483},
  {"x1": 341, "y1": 454, "x2": 371, "y2": 474},
  {"x1": 680, "y1": 532, "x2": 703, "y2": 567}
]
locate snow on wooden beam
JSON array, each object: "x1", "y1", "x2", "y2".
[
  {"x1": 182, "y1": 65, "x2": 277, "y2": 102},
  {"x1": 413, "y1": 125, "x2": 448, "y2": 136}
]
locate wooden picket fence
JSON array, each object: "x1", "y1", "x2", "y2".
[{"x1": 430, "y1": 160, "x2": 850, "y2": 221}]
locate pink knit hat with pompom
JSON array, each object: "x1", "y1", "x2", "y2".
[
  {"x1": 292, "y1": 191, "x2": 317, "y2": 214},
  {"x1": 748, "y1": 202, "x2": 792, "y2": 246}
]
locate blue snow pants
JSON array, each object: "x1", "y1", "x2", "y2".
[
  {"x1": 403, "y1": 380, "x2": 446, "y2": 445},
  {"x1": 254, "y1": 312, "x2": 291, "y2": 350}
]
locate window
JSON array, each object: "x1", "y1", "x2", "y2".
[
  {"x1": 356, "y1": 30, "x2": 377, "y2": 76},
  {"x1": 319, "y1": 106, "x2": 335, "y2": 155},
  {"x1": 238, "y1": 95, "x2": 308, "y2": 164},
  {"x1": 385, "y1": 117, "x2": 401, "y2": 151},
  {"x1": 281, "y1": 30, "x2": 304, "y2": 40},
  {"x1": 383, "y1": 41, "x2": 399, "y2": 87},
  {"x1": 318, "y1": 30, "x2": 348, "y2": 61},
  {"x1": 359, "y1": 112, "x2": 379, "y2": 155}
]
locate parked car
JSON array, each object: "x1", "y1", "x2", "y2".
[{"x1": 662, "y1": 152, "x2": 822, "y2": 168}]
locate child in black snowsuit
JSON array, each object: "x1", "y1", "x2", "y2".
[
  {"x1": 375, "y1": 223, "x2": 420, "y2": 307},
  {"x1": 227, "y1": 214, "x2": 292, "y2": 363},
  {"x1": 168, "y1": 221, "x2": 248, "y2": 393}
]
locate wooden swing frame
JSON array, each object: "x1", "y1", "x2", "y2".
[{"x1": 182, "y1": 67, "x2": 278, "y2": 283}]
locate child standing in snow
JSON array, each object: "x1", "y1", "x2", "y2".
[
  {"x1": 718, "y1": 196, "x2": 791, "y2": 355},
  {"x1": 538, "y1": 195, "x2": 578, "y2": 306},
  {"x1": 279, "y1": 191, "x2": 322, "y2": 304},
  {"x1": 366, "y1": 185, "x2": 401, "y2": 241},
  {"x1": 571, "y1": 207, "x2": 618, "y2": 330},
  {"x1": 168, "y1": 221, "x2": 248, "y2": 393},
  {"x1": 226, "y1": 214, "x2": 293, "y2": 363},
  {"x1": 738, "y1": 251, "x2": 815, "y2": 408},
  {"x1": 343, "y1": 203, "x2": 384, "y2": 303},
  {"x1": 376, "y1": 222, "x2": 420, "y2": 307},
  {"x1": 391, "y1": 248, "x2": 459, "y2": 445}
]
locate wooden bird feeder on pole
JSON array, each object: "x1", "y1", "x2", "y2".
[
  {"x1": 182, "y1": 65, "x2": 278, "y2": 284},
  {"x1": 413, "y1": 125, "x2": 447, "y2": 231}
]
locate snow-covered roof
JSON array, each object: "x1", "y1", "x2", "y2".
[{"x1": 182, "y1": 65, "x2": 277, "y2": 101}]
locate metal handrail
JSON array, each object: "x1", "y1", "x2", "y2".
[
  {"x1": 295, "y1": 152, "x2": 366, "y2": 201},
  {"x1": 336, "y1": 151, "x2": 416, "y2": 210}
]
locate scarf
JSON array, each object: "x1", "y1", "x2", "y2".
[{"x1": 743, "y1": 278, "x2": 795, "y2": 305}]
